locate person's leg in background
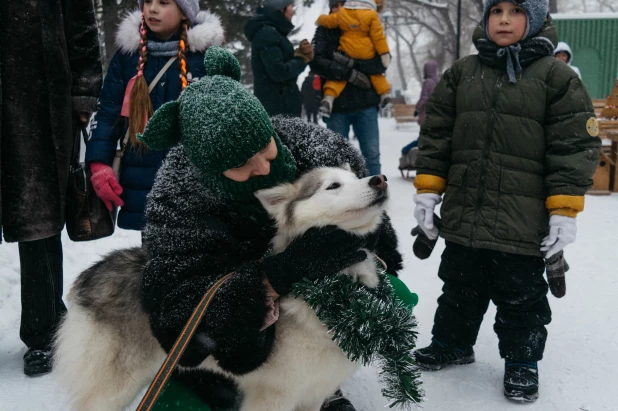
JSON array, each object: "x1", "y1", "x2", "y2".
[
  {"x1": 310, "y1": 110, "x2": 319, "y2": 124},
  {"x1": 351, "y1": 106, "x2": 381, "y2": 175},
  {"x1": 326, "y1": 112, "x2": 352, "y2": 141},
  {"x1": 18, "y1": 233, "x2": 66, "y2": 376}
]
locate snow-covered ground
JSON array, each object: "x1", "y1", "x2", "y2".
[{"x1": 1, "y1": 118, "x2": 617, "y2": 410}]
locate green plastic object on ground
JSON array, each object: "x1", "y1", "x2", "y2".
[
  {"x1": 151, "y1": 379, "x2": 214, "y2": 411},
  {"x1": 386, "y1": 273, "x2": 419, "y2": 311},
  {"x1": 152, "y1": 273, "x2": 418, "y2": 410}
]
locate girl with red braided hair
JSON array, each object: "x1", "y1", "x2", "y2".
[{"x1": 87, "y1": 0, "x2": 225, "y2": 231}]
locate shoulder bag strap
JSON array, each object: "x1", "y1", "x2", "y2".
[
  {"x1": 135, "y1": 272, "x2": 234, "y2": 411},
  {"x1": 118, "y1": 56, "x2": 178, "y2": 157}
]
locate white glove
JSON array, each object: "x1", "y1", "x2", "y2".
[
  {"x1": 380, "y1": 53, "x2": 391, "y2": 69},
  {"x1": 540, "y1": 215, "x2": 577, "y2": 259},
  {"x1": 413, "y1": 193, "x2": 442, "y2": 240}
]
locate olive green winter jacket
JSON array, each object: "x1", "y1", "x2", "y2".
[{"x1": 414, "y1": 23, "x2": 601, "y2": 257}]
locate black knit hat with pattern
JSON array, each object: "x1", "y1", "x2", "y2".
[{"x1": 138, "y1": 47, "x2": 297, "y2": 201}]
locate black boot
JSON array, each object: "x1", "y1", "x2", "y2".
[
  {"x1": 504, "y1": 361, "x2": 539, "y2": 402},
  {"x1": 321, "y1": 389, "x2": 355, "y2": 411},
  {"x1": 413, "y1": 338, "x2": 475, "y2": 371},
  {"x1": 24, "y1": 346, "x2": 53, "y2": 376}
]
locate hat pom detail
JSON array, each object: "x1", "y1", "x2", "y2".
[
  {"x1": 138, "y1": 100, "x2": 181, "y2": 150},
  {"x1": 204, "y1": 46, "x2": 241, "y2": 81}
]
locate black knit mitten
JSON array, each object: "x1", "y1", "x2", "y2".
[
  {"x1": 262, "y1": 226, "x2": 368, "y2": 296},
  {"x1": 411, "y1": 214, "x2": 441, "y2": 260},
  {"x1": 545, "y1": 250, "x2": 569, "y2": 298}
]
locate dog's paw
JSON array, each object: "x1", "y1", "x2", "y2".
[{"x1": 343, "y1": 254, "x2": 379, "y2": 289}]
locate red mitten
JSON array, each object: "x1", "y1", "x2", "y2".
[{"x1": 90, "y1": 162, "x2": 124, "y2": 211}]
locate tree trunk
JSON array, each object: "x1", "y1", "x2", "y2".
[
  {"x1": 102, "y1": 0, "x2": 122, "y2": 69},
  {"x1": 394, "y1": 32, "x2": 408, "y2": 91}
]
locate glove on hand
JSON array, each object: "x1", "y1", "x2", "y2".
[
  {"x1": 540, "y1": 215, "x2": 577, "y2": 259},
  {"x1": 90, "y1": 162, "x2": 124, "y2": 211},
  {"x1": 413, "y1": 193, "x2": 441, "y2": 240},
  {"x1": 380, "y1": 53, "x2": 391, "y2": 69},
  {"x1": 294, "y1": 39, "x2": 314, "y2": 63},
  {"x1": 411, "y1": 214, "x2": 441, "y2": 260},
  {"x1": 347, "y1": 69, "x2": 372, "y2": 89},
  {"x1": 414, "y1": 110, "x2": 419, "y2": 117},
  {"x1": 333, "y1": 52, "x2": 355, "y2": 68},
  {"x1": 545, "y1": 250, "x2": 569, "y2": 298},
  {"x1": 262, "y1": 226, "x2": 368, "y2": 296}
]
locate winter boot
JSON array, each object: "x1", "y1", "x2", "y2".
[
  {"x1": 413, "y1": 338, "x2": 475, "y2": 371},
  {"x1": 380, "y1": 94, "x2": 392, "y2": 109},
  {"x1": 24, "y1": 345, "x2": 53, "y2": 376},
  {"x1": 320, "y1": 95, "x2": 335, "y2": 119},
  {"x1": 321, "y1": 389, "x2": 356, "y2": 411},
  {"x1": 504, "y1": 361, "x2": 539, "y2": 402}
]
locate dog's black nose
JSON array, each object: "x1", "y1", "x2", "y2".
[{"x1": 369, "y1": 174, "x2": 388, "y2": 190}]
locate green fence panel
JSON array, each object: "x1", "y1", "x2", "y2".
[{"x1": 553, "y1": 13, "x2": 618, "y2": 99}]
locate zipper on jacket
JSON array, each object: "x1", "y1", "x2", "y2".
[{"x1": 470, "y1": 70, "x2": 503, "y2": 247}]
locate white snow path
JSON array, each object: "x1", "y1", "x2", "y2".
[{"x1": 0, "y1": 118, "x2": 616, "y2": 411}]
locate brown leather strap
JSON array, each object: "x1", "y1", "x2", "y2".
[{"x1": 136, "y1": 272, "x2": 234, "y2": 411}]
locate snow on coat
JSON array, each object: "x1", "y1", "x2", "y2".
[
  {"x1": 141, "y1": 116, "x2": 403, "y2": 372},
  {"x1": 86, "y1": 10, "x2": 224, "y2": 231}
]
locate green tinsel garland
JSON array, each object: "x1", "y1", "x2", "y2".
[{"x1": 290, "y1": 271, "x2": 424, "y2": 409}]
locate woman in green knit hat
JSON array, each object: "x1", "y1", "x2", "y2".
[{"x1": 138, "y1": 46, "x2": 403, "y2": 410}]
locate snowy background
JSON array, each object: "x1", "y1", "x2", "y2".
[{"x1": 1, "y1": 119, "x2": 617, "y2": 410}]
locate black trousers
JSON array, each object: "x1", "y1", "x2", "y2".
[
  {"x1": 432, "y1": 241, "x2": 551, "y2": 361},
  {"x1": 18, "y1": 233, "x2": 66, "y2": 348},
  {"x1": 306, "y1": 110, "x2": 319, "y2": 124}
]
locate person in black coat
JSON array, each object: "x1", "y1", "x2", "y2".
[
  {"x1": 301, "y1": 72, "x2": 323, "y2": 123},
  {"x1": 0, "y1": 0, "x2": 102, "y2": 375},
  {"x1": 138, "y1": 48, "x2": 402, "y2": 411},
  {"x1": 309, "y1": 0, "x2": 385, "y2": 175},
  {"x1": 244, "y1": 0, "x2": 314, "y2": 117}
]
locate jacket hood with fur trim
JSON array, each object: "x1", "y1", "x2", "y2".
[
  {"x1": 554, "y1": 41, "x2": 574, "y2": 65},
  {"x1": 115, "y1": 10, "x2": 225, "y2": 54}
]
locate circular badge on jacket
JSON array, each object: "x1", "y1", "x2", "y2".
[{"x1": 587, "y1": 117, "x2": 599, "y2": 137}]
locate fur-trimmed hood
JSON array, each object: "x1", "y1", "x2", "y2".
[
  {"x1": 554, "y1": 41, "x2": 574, "y2": 65},
  {"x1": 115, "y1": 10, "x2": 225, "y2": 54}
]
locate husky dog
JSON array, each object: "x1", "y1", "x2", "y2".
[{"x1": 54, "y1": 166, "x2": 389, "y2": 411}]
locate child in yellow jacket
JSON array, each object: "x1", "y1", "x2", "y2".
[{"x1": 317, "y1": 0, "x2": 391, "y2": 117}]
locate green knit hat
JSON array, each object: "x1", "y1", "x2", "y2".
[{"x1": 138, "y1": 47, "x2": 296, "y2": 201}]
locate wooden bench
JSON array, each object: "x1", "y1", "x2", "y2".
[
  {"x1": 393, "y1": 104, "x2": 417, "y2": 129},
  {"x1": 593, "y1": 99, "x2": 606, "y2": 117},
  {"x1": 598, "y1": 120, "x2": 618, "y2": 193}
]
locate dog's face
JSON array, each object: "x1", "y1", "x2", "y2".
[{"x1": 255, "y1": 166, "x2": 389, "y2": 243}]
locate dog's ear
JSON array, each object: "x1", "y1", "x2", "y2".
[
  {"x1": 254, "y1": 184, "x2": 298, "y2": 217},
  {"x1": 340, "y1": 162, "x2": 352, "y2": 172}
]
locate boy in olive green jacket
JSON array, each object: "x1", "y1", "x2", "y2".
[{"x1": 411, "y1": 0, "x2": 600, "y2": 402}]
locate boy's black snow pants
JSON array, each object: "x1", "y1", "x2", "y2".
[
  {"x1": 431, "y1": 241, "x2": 551, "y2": 362},
  {"x1": 18, "y1": 234, "x2": 67, "y2": 349}
]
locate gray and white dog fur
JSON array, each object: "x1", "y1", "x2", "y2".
[{"x1": 53, "y1": 166, "x2": 389, "y2": 411}]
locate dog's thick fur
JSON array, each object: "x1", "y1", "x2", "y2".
[{"x1": 54, "y1": 167, "x2": 389, "y2": 411}]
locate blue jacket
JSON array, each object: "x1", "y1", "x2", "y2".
[{"x1": 87, "y1": 10, "x2": 224, "y2": 230}]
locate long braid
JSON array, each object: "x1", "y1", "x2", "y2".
[
  {"x1": 179, "y1": 22, "x2": 189, "y2": 90},
  {"x1": 128, "y1": 15, "x2": 153, "y2": 146}
]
